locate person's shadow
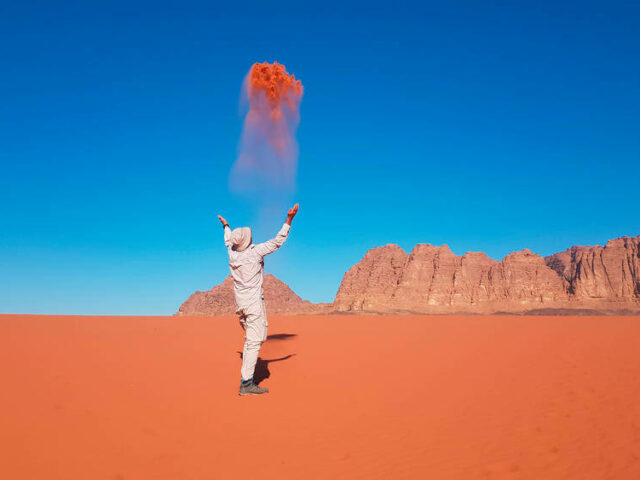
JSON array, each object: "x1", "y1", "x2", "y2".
[
  {"x1": 236, "y1": 352, "x2": 296, "y2": 385},
  {"x1": 266, "y1": 334, "x2": 297, "y2": 340}
]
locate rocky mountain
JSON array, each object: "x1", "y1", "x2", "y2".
[
  {"x1": 334, "y1": 235, "x2": 640, "y2": 314},
  {"x1": 178, "y1": 235, "x2": 639, "y2": 316},
  {"x1": 545, "y1": 236, "x2": 640, "y2": 302},
  {"x1": 177, "y1": 274, "x2": 330, "y2": 316}
]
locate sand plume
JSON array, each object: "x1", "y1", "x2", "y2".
[{"x1": 230, "y1": 61, "x2": 303, "y2": 194}]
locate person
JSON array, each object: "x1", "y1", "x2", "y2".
[{"x1": 217, "y1": 204, "x2": 299, "y2": 396}]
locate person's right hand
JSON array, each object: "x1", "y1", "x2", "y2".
[{"x1": 218, "y1": 215, "x2": 228, "y2": 227}]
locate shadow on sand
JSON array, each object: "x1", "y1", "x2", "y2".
[
  {"x1": 237, "y1": 332, "x2": 297, "y2": 384},
  {"x1": 237, "y1": 352, "x2": 296, "y2": 384},
  {"x1": 266, "y1": 333, "x2": 297, "y2": 340}
]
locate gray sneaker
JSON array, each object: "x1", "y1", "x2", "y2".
[{"x1": 239, "y1": 379, "x2": 269, "y2": 396}]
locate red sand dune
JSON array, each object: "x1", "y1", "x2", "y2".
[{"x1": 1, "y1": 314, "x2": 640, "y2": 479}]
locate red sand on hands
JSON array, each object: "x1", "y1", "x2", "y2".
[{"x1": 1, "y1": 314, "x2": 640, "y2": 479}]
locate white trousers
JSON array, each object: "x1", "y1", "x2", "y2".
[{"x1": 237, "y1": 299, "x2": 268, "y2": 381}]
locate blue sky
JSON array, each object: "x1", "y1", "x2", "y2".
[{"x1": 1, "y1": 1, "x2": 639, "y2": 314}]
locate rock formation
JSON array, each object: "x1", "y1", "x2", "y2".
[
  {"x1": 177, "y1": 274, "x2": 330, "y2": 316},
  {"x1": 545, "y1": 235, "x2": 640, "y2": 308},
  {"x1": 335, "y1": 235, "x2": 640, "y2": 314},
  {"x1": 179, "y1": 235, "x2": 640, "y2": 315}
]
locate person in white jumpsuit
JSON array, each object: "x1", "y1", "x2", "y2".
[{"x1": 217, "y1": 204, "x2": 299, "y2": 396}]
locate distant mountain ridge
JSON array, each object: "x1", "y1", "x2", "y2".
[
  {"x1": 177, "y1": 274, "x2": 331, "y2": 316},
  {"x1": 334, "y1": 235, "x2": 640, "y2": 314},
  {"x1": 178, "y1": 235, "x2": 640, "y2": 315}
]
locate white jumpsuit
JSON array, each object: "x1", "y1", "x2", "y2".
[{"x1": 224, "y1": 223, "x2": 290, "y2": 381}]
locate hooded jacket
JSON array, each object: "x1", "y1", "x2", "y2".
[{"x1": 224, "y1": 223, "x2": 291, "y2": 308}]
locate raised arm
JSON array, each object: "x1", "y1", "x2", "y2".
[
  {"x1": 253, "y1": 204, "x2": 299, "y2": 257},
  {"x1": 218, "y1": 215, "x2": 232, "y2": 248}
]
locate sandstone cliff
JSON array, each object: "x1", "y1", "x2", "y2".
[
  {"x1": 545, "y1": 235, "x2": 640, "y2": 307},
  {"x1": 179, "y1": 235, "x2": 639, "y2": 315},
  {"x1": 177, "y1": 274, "x2": 330, "y2": 316},
  {"x1": 334, "y1": 235, "x2": 640, "y2": 314}
]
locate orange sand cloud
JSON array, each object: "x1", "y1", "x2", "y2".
[{"x1": 231, "y1": 61, "x2": 303, "y2": 193}]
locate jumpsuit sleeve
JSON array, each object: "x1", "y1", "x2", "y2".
[
  {"x1": 253, "y1": 223, "x2": 291, "y2": 257},
  {"x1": 223, "y1": 225, "x2": 232, "y2": 248}
]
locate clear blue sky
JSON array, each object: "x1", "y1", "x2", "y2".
[{"x1": 2, "y1": 1, "x2": 639, "y2": 314}]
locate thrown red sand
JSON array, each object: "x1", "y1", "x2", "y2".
[{"x1": 1, "y1": 314, "x2": 639, "y2": 479}]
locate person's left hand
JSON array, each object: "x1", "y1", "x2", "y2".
[
  {"x1": 286, "y1": 204, "x2": 299, "y2": 225},
  {"x1": 218, "y1": 215, "x2": 228, "y2": 227}
]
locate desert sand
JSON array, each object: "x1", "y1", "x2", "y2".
[{"x1": 1, "y1": 313, "x2": 639, "y2": 479}]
